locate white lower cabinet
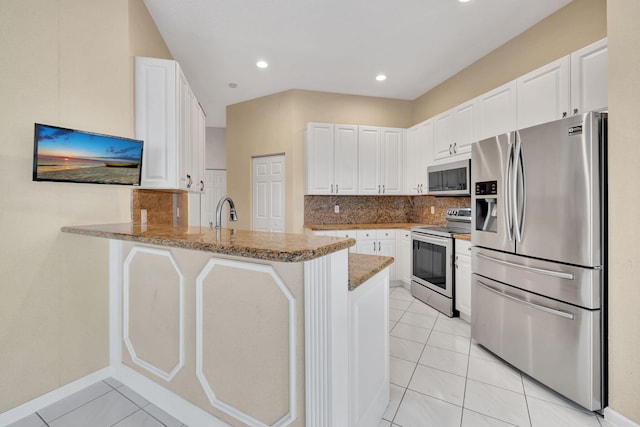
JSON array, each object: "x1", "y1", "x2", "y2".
[
  {"x1": 455, "y1": 239, "x2": 472, "y2": 321},
  {"x1": 356, "y1": 229, "x2": 396, "y2": 280},
  {"x1": 396, "y1": 230, "x2": 412, "y2": 284},
  {"x1": 348, "y1": 267, "x2": 389, "y2": 427}
]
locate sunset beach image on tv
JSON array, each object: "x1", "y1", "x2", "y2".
[{"x1": 33, "y1": 123, "x2": 143, "y2": 185}]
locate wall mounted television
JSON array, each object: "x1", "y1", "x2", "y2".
[{"x1": 33, "y1": 123, "x2": 144, "y2": 186}]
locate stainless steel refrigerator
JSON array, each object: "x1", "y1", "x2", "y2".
[{"x1": 471, "y1": 111, "x2": 607, "y2": 411}]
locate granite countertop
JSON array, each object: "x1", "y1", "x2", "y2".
[
  {"x1": 306, "y1": 222, "x2": 435, "y2": 231},
  {"x1": 61, "y1": 223, "x2": 355, "y2": 262},
  {"x1": 453, "y1": 234, "x2": 471, "y2": 241},
  {"x1": 348, "y1": 253, "x2": 394, "y2": 290}
]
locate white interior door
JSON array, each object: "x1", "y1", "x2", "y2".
[
  {"x1": 252, "y1": 155, "x2": 285, "y2": 232},
  {"x1": 201, "y1": 169, "x2": 227, "y2": 227}
]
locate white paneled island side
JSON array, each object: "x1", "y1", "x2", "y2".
[{"x1": 61, "y1": 223, "x2": 392, "y2": 427}]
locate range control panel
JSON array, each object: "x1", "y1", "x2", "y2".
[{"x1": 475, "y1": 180, "x2": 497, "y2": 196}]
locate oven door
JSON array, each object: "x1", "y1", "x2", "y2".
[{"x1": 411, "y1": 232, "x2": 453, "y2": 298}]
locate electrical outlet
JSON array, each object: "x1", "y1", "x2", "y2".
[
  {"x1": 140, "y1": 209, "x2": 147, "y2": 224},
  {"x1": 430, "y1": 206, "x2": 435, "y2": 215},
  {"x1": 334, "y1": 204, "x2": 340, "y2": 213}
]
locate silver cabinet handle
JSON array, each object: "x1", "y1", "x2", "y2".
[
  {"x1": 186, "y1": 174, "x2": 192, "y2": 188},
  {"x1": 378, "y1": 184, "x2": 381, "y2": 194},
  {"x1": 373, "y1": 242, "x2": 376, "y2": 252},
  {"x1": 331, "y1": 184, "x2": 334, "y2": 193},
  {"x1": 573, "y1": 108, "x2": 578, "y2": 115},
  {"x1": 200, "y1": 180, "x2": 204, "y2": 191},
  {"x1": 382, "y1": 184, "x2": 385, "y2": 193},
  {"x1": 562, "y1": 112, "x2": 567, "y2": 118},
  {"x1": 336, "y1": 184, "x2": 339, "y2": 193},
  {"x1": 449, "y1": 144, "x2": 453, "y2": 155},
  {"x1": 453, "y1": 142, "x2": 457, "y2": 153},
  {"x1": 477, "y1": 280, "x2": 575, "y2": 320},
  {"x1": 476, "y1": 252, "x2": 575, "y2": 280},
  {"x1": 378, "y1": 241, "x2": 381, "y2": 251}
]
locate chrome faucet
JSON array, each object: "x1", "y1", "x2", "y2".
[{"x1": 215, "y1": 196, "x2": 238, "y2": 229}]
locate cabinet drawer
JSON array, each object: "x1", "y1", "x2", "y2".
[
  {"x1": 357, "y1": 230, "x2": 375, "y2": 240},
  {"x1": 376, "y1": 229, "x2": 395, "y2": 240},
  {"x1": 335, "y1": 229, "x2": 357, "y2": 239}
]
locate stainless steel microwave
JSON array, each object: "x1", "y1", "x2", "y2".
[{"x1": 427, "y1": 159, "x2": 471, "y2": 196}]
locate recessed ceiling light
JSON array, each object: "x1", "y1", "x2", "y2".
[
  {"x1": 376, "y1": 74, "x2": 387, "y2": 81},
  {"x1": 256, "y1": 60, "x2": 268, "y2": 69},
  {"x1": 458, "y1": 0, "x2": 472, "y2": 3},
  {"x1": 228, "y1": 82, "x2": 238, "y2": 88}
]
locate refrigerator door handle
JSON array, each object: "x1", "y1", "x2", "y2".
[
  {"x1": 476, "y1": 280, "x2": 575, "y2": 320},
  {"x1": 476, "y1": 252, "x2": 575, "y2": 280},
  {"x1": 513, "y1": 133, "x2": 522, "y2": 242},
  {"x1": 516, "y1": 131, "x2": 527, "y2": 242},
  {"x1": 505, "y1": 137, "x2": 515, "y2": 241}
]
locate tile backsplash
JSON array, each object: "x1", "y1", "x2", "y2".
[
  {"x1": 132, "y1": 189, "x2": 188, "y2": 226},
  {"x1": 304, "y1": 195, "x2": 471, "y2": 225}
]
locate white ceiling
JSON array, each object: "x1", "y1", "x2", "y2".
[{"x1": 144, "y1": 0, "x2": 572, "y2": 127}]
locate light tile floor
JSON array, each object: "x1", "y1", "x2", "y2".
[
  {"x1": 8, "y1": 285, "x2": 616, "y2": 427},
  {"x1": 382, "y1": 285, "x2": 614, "y2": 427},
  {"x1": 8, "y1": 378, "x2": 187, "y2": 427}
]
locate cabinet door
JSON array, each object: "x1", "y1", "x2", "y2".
[
  {"x1": 334, "y1": 125, "x2": 359, "y2": 195},
  {"x1": 135, "y1": 57, "x2": 178, "y2": 189},
  {"x1": 455, "y1": 240, "x2": 472, "y2": 321},
  {"x1": 177, "y1": 67, "x2": 192, "y2": 190},
  {"x1": 406, "y1": 121, "x2": 430, "y2": 194},
  {"x1": 191, "y1": 96, "x2": 206, "y2": 193},
  {"x1": 305, "y1": 123, "x2": 335, "y2": 195},
  {"x1": 477, "y1": 81, "x2": 516, "y2": 140},
  {"x1": 380, "y1": 128, "x2": 403, "y2": 194},
  {"x1": 451, "y1": 99, "x2": 477, "y2": 156},
  {"x1": 358, "y1": 127, "x2": 381, "y2": 194},
  {"x1": 378, "y1": 238, "x2": 396, "y2": 281},
  {"x1": 516, "y1": 56, "x2": 570, "y2": 129},
  {"x1": 571, "y1": 38, "x2": 608, "y2": 115},
  {"x1": 433, "y1": 110, "x2": 454, "y2": 161},
  {"x1": 396, "y1": 230, "x2": 412, "y2": 284},
  {"x1": 356, "y1": 239, "x2": 377, "y2": 255}
]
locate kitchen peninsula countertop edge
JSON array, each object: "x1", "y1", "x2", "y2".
[{"x1": 61, "y1": 223, "x2": 355, "y2": 262}]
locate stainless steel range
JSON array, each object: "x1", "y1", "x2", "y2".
[{"x1": 410, "y1": 208, "x2": 471, "y2": 317}]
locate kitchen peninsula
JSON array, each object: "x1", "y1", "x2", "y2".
[{"x1": 61, "y1": 223, "x2": 391, "y2": 427}]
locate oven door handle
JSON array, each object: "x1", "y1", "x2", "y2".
[
  {"x1": 476, "y1": 280, "x2": 575, "y2": 320},
  {"x1": 476, "y1": 252, "x2": 574, "y2": 280},
  {"x1": 411, "y1": 233, "x2": 450, "y2": 247}
]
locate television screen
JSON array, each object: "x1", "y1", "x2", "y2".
[{"x1": 33, "y1": 123, "x2": 143, "y2": 186}]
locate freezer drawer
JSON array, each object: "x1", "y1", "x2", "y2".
[
  {"x1": 471, "y1": 274, "x2": 602, "y2": 411},
  {"x1": 473, "y1": 247, "x2": 602, "y2": 309}
]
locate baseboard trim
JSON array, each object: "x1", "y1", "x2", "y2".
[
  {"x1": 605, "y1": 407, "x2": 640, "y2": 427},
  {"x1": 0, "y1": 368, "x2": 110, "y2": 426},
  {"x1": 112, "y1": 364, "x2": 229, "y2": 427}
]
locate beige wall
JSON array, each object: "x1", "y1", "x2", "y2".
[
  {"x1": 226, "y1": 90, "x2": 413, "y2": 233},
  {"x1": 606, "y1": 0, "x2": 640, "y2": 423},
  {"x1": 0, "y1": 0, "x2": 170, "y2": 413},
  {"x1": 413, "y1": 0, "x2": 607, "y2": 123}
]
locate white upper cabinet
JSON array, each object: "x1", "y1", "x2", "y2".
[
  {"x1": 434, "y1": 98, "x2": 477, "y2": 161},
  {"x1": 477, "y1": 81, "x2": 517, "y2": 140},
  {"x1": 334, "y1": 125, "x2": 359, "y2": 194},
  {"x1": 358, "y1": 127, "x2": 403, "y2": 195},
  {"x1": 380, "y1": 128, "x2": 404, "y2": 194},
  {"x1": 405, "y1": 119, "x2": 433, "y2": 194},
  {"x1": 135, "y1": 56, "x2": 205, "y2": 192},
  {"x1": 571, "y1": 38, "x2": 608, "y2": 115},
  {"x1": 516, "y1": 56, "x2": 570, "y2": 129},
  {"x1": 305, "y1": 123, "x2": 358, "y2": 195}
]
